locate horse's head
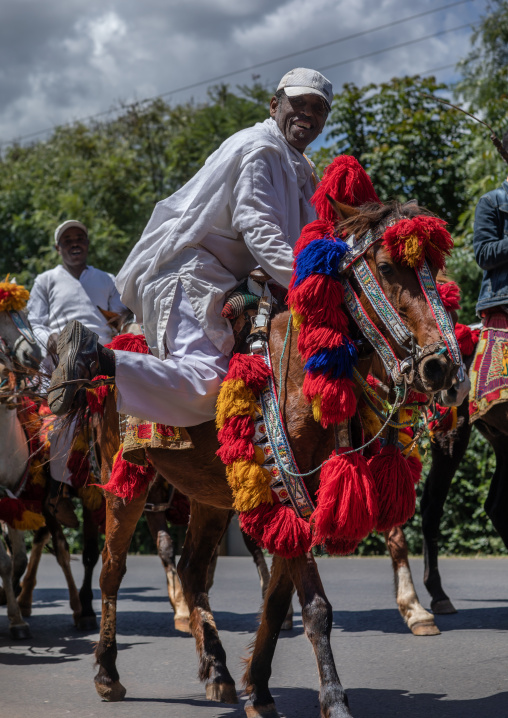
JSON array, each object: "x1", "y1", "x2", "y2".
[
  {"x1": 330, "y1": 198, "x2": 463, "y2": 399},
  {"x1": 0, "y1": 281, "x2": 42, "y2": 371}
]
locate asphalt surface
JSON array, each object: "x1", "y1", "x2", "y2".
[{"x1": 0, "y1": 554, "x2": 507, "y2": 718}]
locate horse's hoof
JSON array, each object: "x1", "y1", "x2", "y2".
[
  {"x1": 76, "y1": 615, "x2": 98, "y2": 631},
  {"x1": 10, "y1": 624, "x2": 31, "y2": 640},
  {"x1": 205, "y1": 681, "x2": 238, "y2": 704},
  {"x1": 410, "y1": 620, "x2": 440, "y2": 636},
  {"x1": 280, "y1": 616, "x2": 293, "y2": 631},
  {"x1": 95, "y1": 680, "x2": 127, "y2": 702},
  {"x1": 432, "y1": 599, "x2": 457, "y2": 615},
  {"x1": 174, "y1": 616, "x2": 191, "y2": 633},
  {"x1": 245, "y1": 701, "x2": 280, "y2": 717}
]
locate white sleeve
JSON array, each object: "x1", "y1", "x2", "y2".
[
  {"x1": 230, "y1": 148, "x2": 295, "y2": 289},
  {"x1": 27, "y1": 276, "x2": 52, "y2": 354},
  {"x1": 106, "y1": 273, "x2": 128, "y2": 314}
]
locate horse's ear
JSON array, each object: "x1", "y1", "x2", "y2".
[{"x1": 325, "y1": 194, "x2": 361, "y2": 219}]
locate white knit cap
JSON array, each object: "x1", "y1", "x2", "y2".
[
  {"x1": 277, "y1": 68, "x2": 333, "y2": 110},
  {"x1": 54, "y1": 220, "x2": 88, "y2": 245}
]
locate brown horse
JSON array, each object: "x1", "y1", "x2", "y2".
[{"x1": 89, "y1": 200, "x2": 461, "y2": 717}]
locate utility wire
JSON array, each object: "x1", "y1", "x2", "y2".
[{"x1": 1, "y1": 0, "x2": 476, "y2": 147}]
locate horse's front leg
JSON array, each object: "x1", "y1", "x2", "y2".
[
  {"x1": 384, "y1": 527, "x2": 439, "y2": 635},
  {"x1": 291, "y1": 553, "x2": 350, "y2": 718},
  {"x1": 78, "y1": 504, "x2": 100, "y2": 630},
  {"x1": 94, "y1": 491, "x2": 147, "y2": 701},
  {"x1": 17, "y1": 525, "x2": 51, "y2": 617},
  {"x1": 0, "y1": 533, "x2": 30, "y2": 639},
  {"x1": 243, "y1": 555, "x2": 295, "y2": 717},
  {"x1": 8, "y1": 528, "x2": 27, "y2": 595},
  {"x1": 44, "y1": 511, "x2": 83, "y2": 626},
  {"x1": 177, "y1": 499, "x2": 238, "y2": 704}
]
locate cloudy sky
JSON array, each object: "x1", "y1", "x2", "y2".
[{"x1": 0, "y1": 0, "x2": 486, "y2": 148}]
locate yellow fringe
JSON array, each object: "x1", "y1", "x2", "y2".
[
  {"x1": 71, "y1": 431, "x2": 89, "y2": 454},
  {"x1": 291, "y1": 311, "x2": 305, "y2": 329},
  {"x1": 226, "y1": 460, "x2": 273, "y2": 512},
  {"x1": 78, "y1": 485, "x2": 103, "y2": 511},
  {"x1": 13, "y1": 510, "x2": 46, "y2": 531},
  {"x1": 0, "y1": 281, "x2": 30, "y2": 312},
  {"x1": 29, "y1": 459, "x2": 46, "y2": 487},
  {"x1": 403, "y1": 233, "x2": 424, "y2": 268},
  {"x1": 312, "y1": 395, "x2": 322, "y2": 423},
  {"x1": 254, "y1": 445, "x2": 265, "y2": 464},
  {"x1": 359, "y1": 404, "x2": 382, "y2": 439},
  {"x1": 216, "y1": 379, "x2": 258, "y2": 428}
]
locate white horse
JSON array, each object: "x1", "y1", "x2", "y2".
[{"x1": 0, "y1": 298, "x2": 42, "y2": 638}]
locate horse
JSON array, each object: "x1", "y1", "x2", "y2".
[
  {"x1": 0, "y1": 285, "x2": 43, "y2": 638},
  {"x1": 75, "y1": 197, "x2": 465, "y2": 717}
]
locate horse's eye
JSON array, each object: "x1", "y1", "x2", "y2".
[{"x1": 377, "y1": 263, "x2": 394, "y2": 276}]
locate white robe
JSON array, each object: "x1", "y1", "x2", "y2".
[{"x1": 115, "y1": 117, "x2": 317, "y2": 426}]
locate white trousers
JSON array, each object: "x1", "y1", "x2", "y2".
[
  {"x1": 49, "y1": 419, "x2": 75, "y2": 486},
  {"x1": 115, "y1": 284, "x2": 230, "y2": 426}
]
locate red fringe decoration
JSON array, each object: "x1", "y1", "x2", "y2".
[
  {"x1": 325, "y1": 537, "x2": 360, "y2": 556},
  {"x1": 106, "y1": 333, "x2": 150, "y2": 353},
  {"x1": 382, "y1": 216, "x2": 453, "y2": 270},
  {"x1": 406, "y1": 455, "x2": 423, "y2": 484},
  {"x1": 223, "y1": 354, "x2": 271, "y2": 393},
  {"x1": 368, "y1": 446, "x2": 416, "y2": 532},
  {"x1": 101, "y1": 446, "x2": 155, "y2": 502},
  {"x1": 294, "y1": 219, "x2": 336, "y2": 256},
  {"x1": 303, "y1": 373, "x2": 357, "y2": 427},
  {"x1": 437, "y1": 281, "x2": 461, "y2": 312},
  {"x1": 216, "y1": 437, "x2": 255, "y2": 464},
  {"x1": 67, "y1": 450, "x2": 89, "y2": 488},
  {"x1": 297, "y1": 325, "x2": 347, "y2": 361},
  {"x1": 311, "y1": 155, "x2": 381, "y2": 222},
  {"x1": 239, "y1": 495, "x2": 312, "y2": 558},
  {"x1": 289, "y1": 275, "x2": 347, "y2": 331},
  {"x1": 217, "y1": 415, "x2": 255, "y2": 444},
  {"x1": 86, "y1": 375, "x2": 110, "y2": 415},
  {"x1": 455, "y1": 323, "x2": 479, "y2": 357},
  {"x1": 0, "y1": 497, "x2": 25, "y2": 524},
  {"x1": 311, "y1": 449, "x2": 378, "y2": 544}
]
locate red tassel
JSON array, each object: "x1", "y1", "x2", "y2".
[
  {"x1": 297, "y1": 325, "x2": 348, "y2": 361},
  {"x1": 289, "y1": 275, "x2": 346, "y2": 330},
  {"x1": 294, "y1": 219, "x2": 336, "y2": 256},
  {"x1": 455, "y1": 323, "x2": 479, "y2": 357},
  {"x1": 106, "y1": 333, "x2": 151, "y2": 353},
  {"x1": 311, "y1": 155, "x2": 381, "y2": 222},
  {"x1": 311, "y1": 449, "x2": 378, "y2": 544},
  {"x1": 224, "y1": 354, "x2": 271, "y2": 393},
  {"x1": 437, "y1": 281, "x2": 461, "y2": 311},
  {"x1": 382, "y1": 216, "x2": 453, "y2": 270},
  {"x1": 217, "y1": 415, "x2": 255, "y2": 444},
  {"x1": 67, "y1": 450, "x2": 89, "y2": 489},
  {"x1": 216, "y1": 438, "x2": 255, "y2": 464},
  {"x1": 239, "y1": 496, "x2": 312, "y2": 558},
  {"x1": 101, "y1": 446, "x2": 155, "y2": 502},
  {"x1": 303, "y1": 373, "x2": 357, "y2": 427},
  {"x1": 368, "y1": 445, "x2": 416, "y2": 532},
  {"x1": 406, "y1": 455, "x2": 423, "y2": 484},
  {"x1": 86, "y1": 375, "x2": 110, "y2": 415},
  {"x1": 325, "y1": 537, "x2": 360, "y2": 556},
  {"x1": 0, "y1": 497, "x2": 25, "y2": 524}
]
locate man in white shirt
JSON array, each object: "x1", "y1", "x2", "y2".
[
  {"x1": 48, "y1": 68, "x2": 332, "y2": 429},
  {"x1": 28, "y1": 220, "x2": 125, "y2": 524}
]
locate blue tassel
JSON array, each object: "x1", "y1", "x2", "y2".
[
  {"x1": 293, "y1": 237, "x2": 349, "y2": 287},
  {"x1": 304, "y1": 341, "x2": 358, "y2": 379}
]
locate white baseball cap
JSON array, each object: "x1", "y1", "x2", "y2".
[
  {"x1": 277, "y1": 68, "x2": 333, "y2": 110},
  {"x1": 54, "y1": 220, "x2": 88, "y2": 245}
]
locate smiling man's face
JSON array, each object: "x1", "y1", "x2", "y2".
[
  {"x1": 57, "y1": 227, "x2": 89, "y2": 276},
  {"x1": 270, "y1": 92, "x2": 328, "y2": 153}
]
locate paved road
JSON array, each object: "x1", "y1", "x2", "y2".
[{"x1": 0, "y1": 554, "x2": 507, "y2": 718}]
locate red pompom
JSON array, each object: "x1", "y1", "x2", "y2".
[
  {"x1": 101, "y1": 446, "x2": 155, "y2": 502},
  {"x1": 382, "y1": 216, "x2": 453, "y2": 270},
  {"x1": 311, "y1": 449, "x2": 378, "y2": 544},
  {"x1": 217, "y1": 415, "x2": 255, "y2": 444},
  {"x1": 297, "y1": 325, "x2": 348, "y2": 361},
  {"x1": 106, "y1": 333, "x2": 151, "y2": 353},
  {"x1": 289, "y1": 275, "x2": 346, "y2": 330},
  {"x1": 216, "y1": 438, "x2": 255, "y2": 464},
  {"x1": 406, "y1": 455, "x2": 423, "y2": 484},
  {"x1": 239, "y1": 496, "x2": 311, "y2": 558},
  {"x1": 455, "y1": 323, "x2": 479, "y2": 357},
  {"x1": 311, "y1": 155, "x2": 381, "y2": 222},
  {"x1": 368, "y1": 445, "x2": 416, "y2": 532},
  {"x1": 86, "y1": 376, "x2": 110, "y2": 415},
  {"x1": 303, "y1": 373, "x2": 357, "y2": 427},
  {"x1": 0, "y1": 497, "x2": 25, "y2": 524},
  {"x1": 437, "y1": 281, "x2": 461, "y2": 312},
  {"x1": 325, "y1": 537, "x2": 360, "y2": 555},
  {"x1": 67, "y1": 450, "x2": 89, "y2": 489},
  {"x1": 224, "y1": 354, "x2": 271, "y2": 393}
]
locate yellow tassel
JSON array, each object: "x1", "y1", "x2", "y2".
[
  {"x1": 0, "y1": 281, "x2": 30, "y2": 312},
  {"x1": 78, "y1": 485, "x2": 103, "y2": 511},
  {"x1": 291, "y1": 311, "x2": 305, "y2": 329},
  {"x1": 226, "y1": 460, "x2": 273, "y2": 512},
  {"x1": 359, "y1": 404, "x2": 382, "y2": 439},
  {"x1": 13, "y1": 510, "x2": 45, "y2": 531},
  {"x1": 71, "y1": 431, "x2": 89, "y2": 454},
  {"x1": 312, "y1": 395, "x2": 322, "y2": 423},
  {"x1": 216, "y1": 379, "x2": 258, "y2": 428},
  {"x1": 403, "y1": 233, "x2": 424, "y2": 268},
  {"x1": 254, "y1": 445, "x2": 265, "y2": 464},
  {"x1": 29, "y1": 459, "x2": 46, "y2": 487}
]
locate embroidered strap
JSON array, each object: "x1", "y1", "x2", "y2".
[
  {"x1": 353, "y1": 258, "x2": 412, "y2": 346},
  {"x1": 416, "y1": 261, "x2": 462, "y2": 368},
  {"x1": 259, "y1": 344, "x2": 315, "y2": 519},
  {"x1": 9, "y1": 310, "x2": 37, "y2": 345},
  {"x1": 343, "y1": 280, "x2": 402, "y2": 383}
]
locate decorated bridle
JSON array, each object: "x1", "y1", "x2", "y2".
[{"x1": 340, "y1": 214, "x2": 464, "y2": 394}]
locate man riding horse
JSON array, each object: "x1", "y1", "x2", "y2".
[{"x1": 47, "y1": 68, "x2": 333, "y2": 425}]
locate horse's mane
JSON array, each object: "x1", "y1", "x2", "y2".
[{"x1": 337, "y1": 200, "x2": 435, "y2": 240}]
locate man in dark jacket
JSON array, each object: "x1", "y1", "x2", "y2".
[{"x1": 474, "y1": 131, "x2": 508, "y2": 315}]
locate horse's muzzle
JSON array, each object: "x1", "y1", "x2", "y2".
[{"x1": 418, "y1": 353, "x2": 457, "y2": 393}]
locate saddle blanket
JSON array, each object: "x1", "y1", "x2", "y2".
[
  {"x1": 122, "y1": 415, "x2": 194, "y2": 466},
  {"x1": 469, "y1": 311, "x2": 508, "y2": 422}
]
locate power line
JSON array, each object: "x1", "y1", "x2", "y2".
[{"x1": 1, "y1": 0, "x2": 476, "y2": 147}]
